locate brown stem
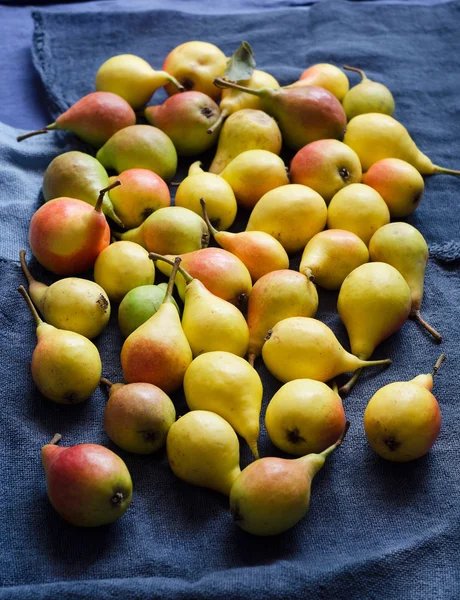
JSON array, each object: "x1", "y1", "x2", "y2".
[
  {"x1": 247, "y1": 353, "x2": 256, "y2": 367},
  {"x1": 95, "y1": 180, "x2": 121, "y2": 213},
  {"x1": 48, "y1": 433, "x2": 62, "y2": 446},
  {"x1": 17, "y1": 128, "x2": 49, "y2": 142},
  {"x1": 339, "y1": 368, "x2": 363, "y2": 396},
  {"x1": 18, "y1": 285, "x2": 43, "y2": 327},
  {"x1": 320, "y1": 420, "x2": 350, "y2": 458},
  {"x1": 200, "y1": 198, "x2": 218, "y2": 236},
  {"x1": 19, "y1": 249, "x2": 35, "y2": 285},
  {"x1": 149, "y1": 252, "x2": 194, "y2": 284},
  {"x1": 165, "y1": 257, "x2": 182, "y2": 303},
  {"x1": 343, "y1": 65, "x2": 367, "y2": 81},
  {"x1": 213, "y1": 78, "x2": 260, "y2": 97},
  {"x1": 432, "y1": 354, "x2": 447, "y2": 377},
  {"x1": 411, "y1": 309, "x2": 442, "y2": 343},
  {"x1": 100, "y1": 378, "x2": 113, "y2": 388},
  {"x1": 207, "y1": 108, "x2": 227, "y2": 134}
]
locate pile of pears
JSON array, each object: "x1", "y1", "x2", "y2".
[{"x1": 17, "y1": 39, "x2": 454, "y2": 535}]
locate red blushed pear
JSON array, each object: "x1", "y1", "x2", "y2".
[
  {"x1": 292, "y1": 63, "x2": 350, "y2": 101},
  {"x1": 42, "y1": 434, "x2": 133, "y2": 527},
  {"x1": 200, "y1": 198, "x2": 289, "y2": 283},
  {"x1": 28, "y1": 181, "x2": 120, "y2": 275},
  {"x1": 17, "y1": 92, "x2": 136, "y2": 148}
]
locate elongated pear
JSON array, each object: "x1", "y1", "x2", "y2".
[
  {"x1": 344, "y1": 113, "x2": 460, "y2": 175},
  {"x1": 184, "y1": 351, "x2": 263, "y2": 459},
  {"x1": 121, "y1": 258, "x2": 192, "y2": 393},
  {"x1": 229, "y1": 422, "x2": 349, "y2": 536},
  {"x1": 247, "y1": 270, "x2": 318, "y2": 366},
  {"x1": 342, "y1": 66, "x2": 395, "y2": 119},
  {"x1": 18, "y1": 286, "x2": 102, "y2": 403},
  {"x1": 201, "y1": 199, "x2": 288, "y2": 282},
  {"x1": 369, "y1": 223, "x2": 441, "y2": 342},
  {"x1": 262, "y1": 317, "x2": 391, "y2": 384},
  {"x1": 150, "y1": 253, "x2": 249, "y2": 358}
]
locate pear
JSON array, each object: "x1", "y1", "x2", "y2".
[
  {"x1": 289, "y1": 140, "x2": 362, "y2": 204},
  {"x1": 362, "y1": 158, "x2": 424, "y2": 218},
  {"x1": 18, "y1": 286, "x2": 102, "y2": 404},
  {"x1": 246, "y1": 184, "x2": 328, "y2": 254},
  {"x1": 151, "y1": 252, "x2": 249, "y2": 357},
  {"x1": 118, "y1": 284, "x2": 180, "y2": 338},
  {"x1": 213, "y1": 79, "x2": 347, "y2": 151},
  {"x1": 338, "y1": 262, "x2": 412, "y2": 394},
  {"x1": 201, "y1": 198, "x2": 289, "y2": 282},
  {"x1": 96, "y1": 125, "x2": 177, "y2": 181},
  {"x1": 291, "y1": 63, "x2": 349, "y2": 101},
  {"x1": 95, "y1": 54, "x2": 183, "y2": 109},
  {"x1": 166, "y1": 411, "x2": 241, "y2": 496},
  {"x1": 344, "y1": 113, "x2": 460, "y2": 175},
  {"x1": 342, "y1": 66, "x2": 395, "y2": 120},
  {"x1": 42, "y1": 151, "x2": 122, "y2": 227},
  {"x1": 364, "y1": 354, "x2": 445, "y2": 462},
  {"x1": 369, "y1": 223, "x2": 441, "y2": 342},
  {"x1": 184, "y1": 351, "x2": 263, "y2": 459},
  {"x1": 327, "y1": 183, "x2": 390, "y2": 246},
  {"x1": 17, "y1": 92, "x2": 136, "y2": 147},
  {"x1": 208, "y1": 109, "x2": 282, "y2": 174},
  {"x1": 262, "y1": 317, "x2": 391, "y2": 384},
  {"x1": 42, "y1": 434, "x2": 132, "y2": 527},
  {"x1": 247, "y1": 270, "x2": 318, "y2": 366},
  {"x1": 265, "y1": 379, "x2": 346, "y2": 456},
  {"x1": 155, "y1": 248, "x2": 252, "y2": 311},
  {"x1": 19, "y1": 250, "x2": 110, "y2": 339},
  {"x1": 117, "y1": 206, "x2": 209, "y2": 254},
  {"x1": 174, "y1": 162, "x2": 237, "y2": 230},
  {"x1": 219, "y1": 150, "x2": 290, "y2": 211},
  {"x1": 121, "y1": 258, "x2": 192, "y2": 393},
  {"x1": 101, "y1": 379, "x2": 176, "y2": 454},
  {"x1": 94, "y1": 241, "x2": 155, "y2": 304},
  {"x1": 208, "y1": 69, "x2": 280, "y2": 134},
  {"x1": 229, "y1": 422, "x2": 349, "y2": 536},
  {"x1": 299, "y1": 230, "x2": 369, "y2": 291}
]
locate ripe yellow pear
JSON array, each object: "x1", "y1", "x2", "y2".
[
  {"x1": 364, "y1": 355, "x2": 445, "y2": 462},
  {"x1": 342, "y1": 66, "x2": 395, "y2": 119},
  {"x1": 246, "y1": 184, "x2": 328, "y2": 254},
  {"x1": 184, "y1": 351, "x2": 263, "y2": 459},
  {"x1": 291, "y1": 63, "x2": 349, "y2": 100},
  {"x1": 166, "y1": 410, "x2": 241, "y2": 495}
]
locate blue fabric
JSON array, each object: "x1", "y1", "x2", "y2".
[{"x1": 1, "y1": 1, "x2": 460, "y2": 599}]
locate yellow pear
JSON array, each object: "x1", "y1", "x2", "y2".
[
  {"x1": 291, "y1": 64, "x2": 349, "y2": 101},
  {"x1": 166, "y1": 410, "x2": 241, "y2": 495},
  {"x1": 246, "y1": 184, "x2": 327, "y2": 254},
  {"x1": 219, "y1": 150, "x2": 290, "y2": 211},
  {"x1": 174, "y1": 161, "x2": 237, "y2": 230},
  {"x1": 342, "y1": 66, "x2": 395, "y2": 120},
  {"x1": 183, "y1": 351, "x2": 263, "y2": 459}
]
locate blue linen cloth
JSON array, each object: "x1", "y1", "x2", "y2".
[{"x1": 1, "y1": 1, "x2": 460, "y2": 599}]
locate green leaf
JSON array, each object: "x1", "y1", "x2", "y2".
[{"x1": 223, "y1": 41, "x2": 256, "y2": 83}]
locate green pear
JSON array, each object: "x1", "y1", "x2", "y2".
[{"x1": 342, "y1": 66, "x2": 395, "y2": 120}]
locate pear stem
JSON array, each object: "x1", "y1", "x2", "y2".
[
  {"x1": 160, "y1": 71, "x2": 185, "y2": 92},
  {"x1": 207, "y1": 108, "x2": 227, "y2": 135},
  {"x1": 411, "y1": 309, "x2": 442, "y2": 343},
  {"x1": 432, "y1": 165, "x2": 460, "y2": 177},
  {"x1": 19, "y1": 249, "x2": 36, "y2": 286},
  {"x1": 343, "y1": 65, "x2": 367, "y2": 81},
  {"x1": 17, "y1": 128, "x2": 50, "y2": 142},
  {"x1": 200, "y1": 198, "x2": 218, "y2": 236},
  {"x1": 95, "y1": 180, "x2": 121, "y2": 213},
  {"x1": 330, "y1": 380, "x2": 339, "y2": 394},
  {"x1": 432, "y1": 354, "x2": 447, "y2": 377},
  {"x1": 213, "y1": 78, "x2": 260, "y2": 97},
  {"x1": 247, "y1": 353, "x2": 256, "y2": 367},
  {"x1": 48, "y1": 433, "x2": 62, "y2": 446},
  {"x1": 149, "y1": 252, "x2": 194, "y2": 284},
  {"x1": 320, "y1": 420, "x2": 350, "y2": 458},
  {"x1": 100, "y1": 378, "x2": 113, "y2": 388},
  {"x1": 164, "y1": 257, "x2": 182, "y2": 304},
  {"x1": 339, "y1": 368, "x2": 363, "y2": 396},
  {"x1": 303, "y1": 267, "x2": 315, "y2": 283},
  {"x1": 18, "y1": 285, "x2": 43, "y2": 327}
]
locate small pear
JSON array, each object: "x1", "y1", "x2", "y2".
[
  {"x1": 369, "y1": 223, "x2": 441, "y2": 342},
  {"x1": 344, "y1": 113, "x2": 460, "y2": 175},
  {"x1": 17, "y1": 92, "x2": 136, "y2": 147},
  {"x1": 121, "y1": 258, "x2": 192, "y2": 393},
  {"x1": 262, "y1": 317, "x2": 391, "y2": 384},
  {"x1": 201, "y1": 199, "x2": 289, "y2": 282},
  {"x1": 95, "y1": 54, "x2": 183, "y2": 109},
  {"x1": 101, "y1": 379, "x2": 176, "y2": 454},
  {"x1": 338, "y1": 262, "x2": 412, "y2": 394},
  {"x1": 208, "y1": 109, "x2": 282, "y2": 174},
  {"x1": 96, "y1": 125, "x2": 177, "y2": 181},
  {"x1": 184, "y1": 351, "x2": 263, "y2": 459},
  {"x1": 19, "y1": 250, "x2": 110, "y2": 339},
  {"x1": 364, "y1": 355, "x2": 445, "y2": 462},
  {"x1": 117, "y1": 206, "x2": 209, "y2": 255},
  {"x1": 342, "y1": 66, "x2": 395, "y2": 120},
  {"x1": 327, "y1": 183, "x2": 390, "y2": 246},
  {"x1": 362, "y1": 158, "x2": 424, "y2": 218},
  {"x1": 229, "y1": 423, "x2": 349, "y2": 536},
  {"x1": 166, "y1": 410, "x2": 241, "y2": 496},
  {"x1": 150, "y1": 253, "x2": 249, "y2": 358},
  {"x1": 291, "y1": 64, "x2": 349, "y2": 101},
  {"x1": 299, "y1": 230, "x2": 369, "y2": 290},
  {"x1": 247, "y1": 270, "x2": 318, "y2": 366},
  {"x1": 219, "y1": 150, "x2": 290, "y2": 211},
  {"x1": 18, "y1": 286, "x2": 102, "y2": 404},
  {"x1": 174, "y1": 162, "x2": 237, "y2": 230},
  {"x1": 246, "y1": 184, "x2": 328, "y2": 254}
]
